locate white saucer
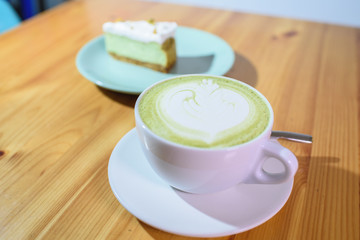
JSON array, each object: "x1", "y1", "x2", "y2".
[{"x1": 108, "y1": 129, "x2": 294, "y2": 238}]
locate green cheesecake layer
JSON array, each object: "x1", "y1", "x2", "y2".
[{"x1": 104, "y1": 33, "x2": 169, "y2": 66}]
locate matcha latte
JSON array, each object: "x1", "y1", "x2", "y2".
[{"x1": 138, "y1": 75, "x2": 271, "y2": 148}]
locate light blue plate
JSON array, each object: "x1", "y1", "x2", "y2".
[{"x1": 76, "y1": 26, "x2": 235, "y2": 94}]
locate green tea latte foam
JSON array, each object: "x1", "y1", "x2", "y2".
[{"x1": 138, "y1": 75, "x2": 271, "y2": 148}]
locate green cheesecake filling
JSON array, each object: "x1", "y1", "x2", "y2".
[{"x1": 104, "y1": 33, "x2": 167, "y2": 66}]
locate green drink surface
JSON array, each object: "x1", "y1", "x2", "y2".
[{"x1": 138, "y1": 75, "x2": 271, "y2": 148}]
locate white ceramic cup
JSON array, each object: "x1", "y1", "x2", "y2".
[{"x1": 135, "y1": 75, "x2": 298, "y2": 194}]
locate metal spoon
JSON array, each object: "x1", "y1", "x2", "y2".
[{"x1": 271, "y1": 131, "x2": 313, "y2": 143}]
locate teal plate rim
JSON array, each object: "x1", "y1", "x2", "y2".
[{"x1": 76, "y1": 26, "x2": 235, "y2": 95}]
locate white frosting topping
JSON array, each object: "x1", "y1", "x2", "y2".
[
  {"x1": 102, "y1": 20, "x2": 177, "y2": 44},
  {"x1": 159, "y1": 79, "x2": 250, "y2": 143}
]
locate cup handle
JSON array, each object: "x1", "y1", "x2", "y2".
[{"x1": 244, "y1": 140, "x2": 298, "y2": 184}]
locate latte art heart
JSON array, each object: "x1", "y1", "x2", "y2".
[
  {"x1": 138, "y1": 76, "x2": 270, "y2": 148},
  {"x1": 160, "y1": 79, "x2": 250, "y2": 143}
]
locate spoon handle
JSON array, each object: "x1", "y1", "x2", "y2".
[{"x1": 271, "y1": 131, "x2": 313, "y2": 143}]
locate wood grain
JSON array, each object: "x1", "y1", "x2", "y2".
[{"x1": 0, "y1": 0, "x2": 359, "y2": 239}]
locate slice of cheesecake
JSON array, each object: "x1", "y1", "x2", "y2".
[{"x1": 103, "y1": 20, "x2": 177, "y2": 73}]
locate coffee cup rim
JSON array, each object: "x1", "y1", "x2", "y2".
[{"x1": 135, "y1": 74, "x2": 274, "y2": 150}]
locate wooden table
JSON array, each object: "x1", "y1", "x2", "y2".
[{"x1": 1, "y1": 0, "x2": 359, "y2": 239}]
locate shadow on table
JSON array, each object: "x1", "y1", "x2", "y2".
[
  {"x1": 225, "y1": 52, "x2": 258, "y2": 87},
  {"x1": 97, "y1": 86, "x2": 138, "y2": 108}
]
